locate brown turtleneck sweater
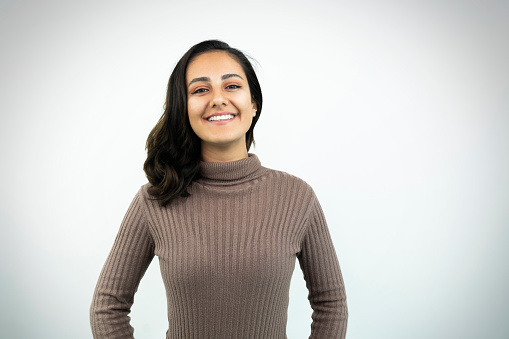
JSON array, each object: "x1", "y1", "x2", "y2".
[{"x1": 90, "y1": 154, "x2": 347, "y2": 338}]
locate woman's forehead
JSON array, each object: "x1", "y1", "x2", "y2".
[{"x1": 186, "y1": 51, "x2": 245, "y2": 80}]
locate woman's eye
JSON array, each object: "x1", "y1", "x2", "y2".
[
  {"x1": 226, "y1": 85, "x2": 241, "y2": 90},
  {"x1": 191, "y1": 88, "x2": 207, "y2": 94}
]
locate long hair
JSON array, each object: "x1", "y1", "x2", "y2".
[{"x1": 144, "y1": 40, "x2": 263, "y2": 206}]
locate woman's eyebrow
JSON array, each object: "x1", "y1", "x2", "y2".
[
  {"x1": 188, "y1": 74, "x2": 244, "y2": 87},
  {"x1": 221, "y1": 73, "x2": 243, "y2": 81},
  {"x1": 188, "y1": 77, "x2": 209, "y2": 87}
]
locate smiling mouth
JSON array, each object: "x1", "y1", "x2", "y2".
[{"x1": 207, "y1": 114, "x2": 236, "y2": 121}]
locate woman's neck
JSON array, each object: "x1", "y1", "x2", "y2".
[{"x1": 201, "y1": 144, "x2": 248, "y2": 163}]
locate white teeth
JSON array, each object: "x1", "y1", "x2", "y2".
[{"x1": 207, "y1": 114, "x2": 235, "y2": 121}]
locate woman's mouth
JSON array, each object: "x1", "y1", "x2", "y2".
[{"x1": 207, "y1": 114, "x2": 236, "y2": 121}]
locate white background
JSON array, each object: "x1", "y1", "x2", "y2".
[{"x1": 1, "y1": 0, "x2": 508, "y2": 338}]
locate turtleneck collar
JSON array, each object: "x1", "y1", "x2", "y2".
[{"x1": 198, "y1": 153, "x2": 264, "y2": 184}]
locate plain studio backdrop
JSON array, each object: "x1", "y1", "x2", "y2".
[{"x1": 1, "y1": 0, "x2": 508, "y2": 338}]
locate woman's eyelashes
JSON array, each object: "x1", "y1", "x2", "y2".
[
  {"x1": 191, "y1": 88, "x2": 207, "y2": 94},
  {"x1": 190, "y1": 84, "x2": 242, "y2": 95},
  {"x1": 226, "y1": 84, "x2": 242, "y2": 90}
]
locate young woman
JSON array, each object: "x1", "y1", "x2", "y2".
[{"x1": 90, "y1": 40, "x2": 348, "y2": 338}]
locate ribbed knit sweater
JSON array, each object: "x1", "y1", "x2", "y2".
[{"x1": 90, "y1": 154, "x2": 347, "y2": 338}]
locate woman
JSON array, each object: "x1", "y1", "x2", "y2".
[{"x1": 90, "y1": 40, "x2": 348, "y2": 338}]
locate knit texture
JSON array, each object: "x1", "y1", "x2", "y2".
[{"x1": 90, "y1": 154, "x2": 348, "y2": 338}]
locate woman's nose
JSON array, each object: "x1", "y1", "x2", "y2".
[{"x1": 210, "y1": 90, "x2": 228, "y2": 108}]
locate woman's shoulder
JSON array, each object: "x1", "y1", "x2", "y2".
[
  {"x1": 135, "y1": 183, "x2": 160, "y2": 208},
  {"x1": 137, "y1": 183, "x2": 151, "y2": 198},
  {"x1": 262, "y1": 166, "x2": 316, "y2": 198}
]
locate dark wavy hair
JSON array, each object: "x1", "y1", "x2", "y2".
[{"x1": 143, "y1": 40, "x2": 263, "y2": 206}]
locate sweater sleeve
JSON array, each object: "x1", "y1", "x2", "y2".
[
  {"x1": 297, "y1": 194, "x2": 348, "y2": 338},
  {"x1": 90, "y1": 189, "x2": 155, "y2": 339}
]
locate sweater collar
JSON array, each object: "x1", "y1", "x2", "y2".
[{"x1": 199, "y1": 153, "x2": 262, "y2": 182}]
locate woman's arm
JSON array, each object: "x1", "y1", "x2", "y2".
[
  {"x1": 90, "y1": 189, "x2": 155, "y2": 339},
  {"x1": 298, "y1": 195, "x2": 348, "y2": 338}
]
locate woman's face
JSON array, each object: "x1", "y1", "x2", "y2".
[{"x1": 186, "y1": 51, "x2": 257, "y2": 155}]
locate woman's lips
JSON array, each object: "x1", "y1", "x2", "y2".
[
  {"x1": 204, "y1": 112, "x2": 237, "y2": 124},
  {"x1": 207, "y1": 114, "x2": 235, "y2": 121}
]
